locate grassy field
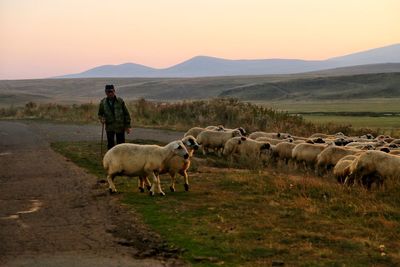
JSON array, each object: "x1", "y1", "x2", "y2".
[
  {"x1": 51, "y1": 140, "x2": 400, "y2": 266},
  {"x1": 255, "y1": 99, "x2": 400, "y2": 136},
  {"x1": 301, "y1": 115, "x2": 400, "y2": 137},
  {"x1": 256, "y1": 99, "x2": 400, "y2": 113}
]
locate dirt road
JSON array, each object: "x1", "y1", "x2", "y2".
[{"x1": 0, "y1": 120, "x2": 185, "y2": 267}]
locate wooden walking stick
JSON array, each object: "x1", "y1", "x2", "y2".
[{"x1": 100, "y1": 122, "x2": 105, "y2": 157}]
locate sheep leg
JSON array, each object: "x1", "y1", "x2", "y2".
[
  {"x1": 149, "y1": 172, "x2": 165, "y2": 196},
  {"x1": 138, "y1": 176, "x2": 146, "y2": 193},
  {"x1": 156, "y1": 173, "x2": 165, "y2": 196},
  {"x1": 144, "y1": 177, "x2": 152, "y2": 191},
  {"x1": 107, "y1": 174, "x2": 118, "y2": 194},
  {"x1": 149, "y1": 172, "x2": 157, "y2": 196},
  {"x1": 169, "y1": 172, "x2": 176, "y2": 192},
  {"x1": 217, "y1": 147, "x2": 223, "y2": 157},
  {"x1": 202, "y1": 146, "x2": 207, "y2": 155},
  {"x1": 139, "y1": 176, "x2": 152, "y2": 191},
  {"x1": 181, "y1": 170, "x2": 190, "y2": 191},
  {"x1": 344, "y1": 175, "x2": 354, "y2": 186}
]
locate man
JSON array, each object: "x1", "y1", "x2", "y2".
[{"x1": 98, "y1": 84, "x2": 132, "y2": 149}]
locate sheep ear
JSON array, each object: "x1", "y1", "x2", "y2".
[
  {"x1": 241, "y1": 136, "x2": 246, "y2": 141},
  {"x1": 173, "y1": 142, "x2": 182, "y2": 149},
  {"x1": 380, "y1": 147, "x2": 390, "y2": 153}
]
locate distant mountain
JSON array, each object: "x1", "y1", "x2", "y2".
[
  {"x1": 60, "y1": 63, "x2": 156, "y2": 78},
  {"x1": 327, "y1": 43, "x2": 400, "y2": 66},
  {"x1": 58, "y1": 43, "x2": 400, "y2": 78}
]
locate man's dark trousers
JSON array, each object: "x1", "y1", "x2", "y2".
[{"x1": 106, "y1": 131, "x2": 125, "y2": 149}]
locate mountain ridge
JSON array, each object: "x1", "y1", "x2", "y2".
[{"x1": 58, "y1": 43, "x2": 400, "y2": 78}]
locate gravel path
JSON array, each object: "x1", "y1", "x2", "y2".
[{"x1": 0, "y1": 120, "x2": 186, "y2": 267}]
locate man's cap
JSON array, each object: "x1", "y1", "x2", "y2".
[{"x1": 105, "y1": 84, "x2": 115, "y2": 91}]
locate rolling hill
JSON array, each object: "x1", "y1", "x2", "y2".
[
  {"x1": 1, "y1": 70, "x2": 400, "y2": 107},
  {"x1": 219, "y1": 72, "x2": 400, "y2": 101}
]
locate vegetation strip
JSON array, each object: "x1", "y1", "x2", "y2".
[{"x1": 2, "y1": 98, "x2": 398, "y2": 138}]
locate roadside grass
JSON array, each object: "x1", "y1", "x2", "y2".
[
  {"x1": 52, "y1": 140, "x2": 400, "y2": 266},
  {"x1": 3, "y1": 98, "x2": 400, "y2": 138}
]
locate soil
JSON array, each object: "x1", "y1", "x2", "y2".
[{"x1": 0, "y1": 120, "x2": 186, "y2": 267}]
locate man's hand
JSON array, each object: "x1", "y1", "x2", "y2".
[{"x1": 125, "y1": 128, "x2": 131, "y2": 134}]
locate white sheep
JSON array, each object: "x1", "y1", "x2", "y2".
[
  {"x1": 292, "y1": 143, "x2": 327, "y2": 171},
  {"x1": 184, "y1": 127, "x2": 205, "y2": 138},
  {"x1": 316, "y1": 146, "x2": 362, "y2": 176},
  {"x1": 138, "y1": 135, "x2": 199, "y2": 193},
  {"x1": 255, "y1": 136, "x2": 294, "y2": 145},
  {"x1": 333, "y1": 155, "x2": 359, "y2": 183},
  {"x1": 389, "y1": 150, "x2": 400, "y2": 156},
  {"x1": 390, "y1": 139, "x2": 400, "y2": 144},
  {"x1": 222, "y1": 136, "x2": 247, "y2": 161},
  {"x1": 309, "y1": 133, "x2": 333, "y2": 139},
  {"x1": 274, "y1": 142, "x2": 297, "y2": 166},
  {"x1": 205, "y1": 125, "x2": 225, "y2": 131},
  {"x1": 235, "y1": 138, "x2": 271, "y2": 163},
  {"x1": 223, "y1": 127, "x2": 247, "y2": 136},
  {"x1": 345, "y1": 142, "x2": 377, "y2": 150},
  {"x1": 347, "y1": 150, "x2": 400, "y2": 189},
  {"x1": 249, "y1": 131, "x2": 291, "y2": 140},
  {"x1": 196, "y1": 129, "x2": 242, "y2": 156},
  {"x1": 103, "y1": 140, "x2": 189, "y2": 196}
]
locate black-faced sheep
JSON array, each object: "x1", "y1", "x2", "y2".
[
  {"x1": 103, "y1": 140, "x2": 189, "y2": 196},
  {"x1": 138, "y1": 135, "x2": 199, "y2": 193},
  {"x1": 235, "y1": 138, "x2": 271, "y2": 163},
  {"x1": 224, "y1": 127, "x2": 247, "y2": 136},
  {"x1": 222, "y1": 136, "x2": 247, "y2": 161}
]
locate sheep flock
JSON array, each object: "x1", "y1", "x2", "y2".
[{"x1": 103, "y1": 125, "x2": 400, "y2": 195}]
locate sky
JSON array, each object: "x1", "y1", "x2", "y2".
[{"x1": 0, "y1": 0, "x2": 399, "y2": 79}]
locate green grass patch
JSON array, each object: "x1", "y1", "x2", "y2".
[
  {"x1": 52, "y1": 140, "x2": 400, "y2": 266},
  {"x1": 256, "y1": 98, "x2": 400, "y2": 113},
  {"x1": 301, "y1": 115, "x2": 400, "y2": 137}
]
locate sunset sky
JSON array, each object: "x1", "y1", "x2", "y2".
[{"x1": 1, "y1": 0, "x2": 399, "y2": 79}]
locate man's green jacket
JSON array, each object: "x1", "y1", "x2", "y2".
[{"x1": 98, "y1": 97, "x2": 131, "y2": 132}]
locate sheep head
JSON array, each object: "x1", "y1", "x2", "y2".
[
  {"x1": 182, "y1": 135, "x2": 199, "y2": 151},
  {"x1": 170, "y1": 140, "x2": 190, "y2": 159}
]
